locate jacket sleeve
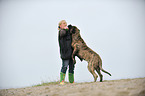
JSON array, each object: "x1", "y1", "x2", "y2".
[{"x1": 59, "y1": 29, "x2": 67, "y2": 37}]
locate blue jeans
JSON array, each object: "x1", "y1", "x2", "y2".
[{"x1": 61, "y1": 59, "x2": 75, "y2": 74}]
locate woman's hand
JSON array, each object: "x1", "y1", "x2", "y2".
[{"x1": 64, "y1": 26, "x2": 68, "y2": 29}]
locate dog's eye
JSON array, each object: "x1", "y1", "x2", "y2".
[{"x1": 72, "y1": 29, "x2": 76, "y2": 33}]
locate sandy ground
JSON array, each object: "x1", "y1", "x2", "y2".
[{"x1": 0, "y1": 78, "x2": 145, "y2": 96}]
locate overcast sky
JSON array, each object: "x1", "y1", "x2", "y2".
[{"x1": 0, "y1": 0, "x2": 145, "y2": 89}]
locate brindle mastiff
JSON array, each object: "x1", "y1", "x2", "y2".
[{"x1": 68, "y1": 25, "x2": 111, "y2": 82}]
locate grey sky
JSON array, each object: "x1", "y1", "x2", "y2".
[{"x1": 0, "y1": 0, "x2": 145, "y2": 89}]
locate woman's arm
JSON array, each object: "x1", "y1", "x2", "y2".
[{"x1": 59, "y1": 29, "x2": 67, "y2": 37}]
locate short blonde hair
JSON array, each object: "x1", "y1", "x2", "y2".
[{"x1": 58, "y1": 20, "x2": 67, "y2": 26}]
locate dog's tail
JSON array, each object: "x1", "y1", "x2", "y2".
[
  {"x1": 100, "y1": 67, "x2": 112, "y2": 76},
  {"x1": 99, "y1": 61, "x2": 112, "y2": 76}
]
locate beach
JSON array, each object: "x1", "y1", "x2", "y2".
[{"x1": 0, "y1": 77, "x2": 145, "y2": 96}]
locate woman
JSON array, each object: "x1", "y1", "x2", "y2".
[{"x1": 58, "y1": 20, "x2": 75, "y2": 85}]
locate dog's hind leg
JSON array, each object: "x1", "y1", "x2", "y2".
[
  {"x1": 87, "y1": 65, "x2": 98, "y2": 82},
  {"x1": 96, "y1": 67, "x2": 103, "y2": 82}
]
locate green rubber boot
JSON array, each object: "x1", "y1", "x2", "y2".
[
  {"x1": 69, "y1": 73, "x2": 74, "y2": 83},
  {"x1": 60, "y1": 72, "x2": 65, "y2": 85}
]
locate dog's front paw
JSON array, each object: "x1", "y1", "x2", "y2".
[
  {"x1": 73, "y1": 59, "x2": 76, "y2": 64},
  {"x1": 80, "y1": 58, "x2": 83, "y2": 61}
]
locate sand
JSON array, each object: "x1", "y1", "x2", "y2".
[{"x1": 0, "y1": 78, "x2": 145, "y2": 96}]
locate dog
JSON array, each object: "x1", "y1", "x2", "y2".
[{"x1": 68, "y1": 25, "x2": 111, "y2": 82}]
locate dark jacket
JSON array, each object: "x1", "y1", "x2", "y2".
[{"x1": 58, "y1": 28, "x2": 73, "y2": 60}]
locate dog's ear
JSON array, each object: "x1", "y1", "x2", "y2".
[
  {"x1": 70, "y1": 26, "x2": 76, "y2": 34},
  {"x1": 68, "y1": 24, "x2": 75, "y2": 34},
  {"x1": 68, "y1": 24, "x2": 72, "y2": 29}
]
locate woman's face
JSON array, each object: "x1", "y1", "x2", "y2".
[{"x1": 60, "y1": 21, "x2": 67, "y2": 29}]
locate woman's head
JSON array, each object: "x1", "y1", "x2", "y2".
[{"x1": 58, "y1": 20, "x2": 67, "y2": 29}]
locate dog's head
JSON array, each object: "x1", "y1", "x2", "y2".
[{"x1": 68, "y1": 24, "x2": 80, "y2": 35}]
